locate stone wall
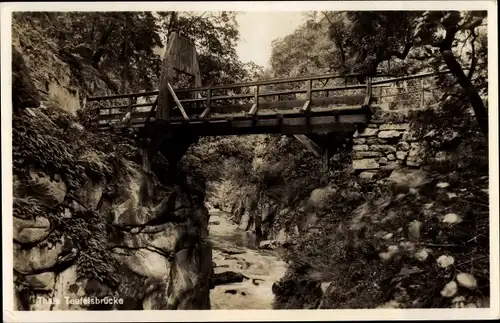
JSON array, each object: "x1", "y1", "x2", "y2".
[{"x1": 351, "y1": 111, "x2": 424, "y2": 180}]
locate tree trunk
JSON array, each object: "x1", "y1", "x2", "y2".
[
  {"x1": 440, "y1": 49, "x2": 488, "y2": 136},
  {"x1": 92, "y1": 24, "x2": 116, "y2": 68},
  {"x1": 120, "y1": 26, "x2": 130, "y2": 94}
]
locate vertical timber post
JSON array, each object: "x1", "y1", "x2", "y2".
[
  {"x1": 322, "y1": 147, "x2": 329, "y2": 173},
  {"x1": 153, "y1": 31, "x2": 203, "y2": 168},
  {"x1": 307, "y1": 79, "x2": 312, "y2": 101},
  {"x1": 364, "y1": 77, "x2": 373, "y2": 107},
  {"x1": 248, "y1": 85, "x2": 259, "y2": 115},
  {"x1": 420, "y1": 78, "x2": 425, "y2": 109},
  {"x1": 200, "y1": 88, "x2": 212, "y2": 119},
  {"x1": 127, "y1": 96, "x2": 133, "y2": 128}
]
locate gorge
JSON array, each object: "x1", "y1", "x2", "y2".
[{"x1": 9, "y1": 10, "x2": 491, "y2": 312}]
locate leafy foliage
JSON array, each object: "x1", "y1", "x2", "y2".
[{"x1": 12, "y1": 104, "x2": 135, "y2": 294}]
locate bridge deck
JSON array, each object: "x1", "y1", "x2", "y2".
[{"x1": 88, "y1": 71, "x2": 442, "y2": 137}]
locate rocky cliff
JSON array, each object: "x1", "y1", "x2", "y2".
[
  {"x1": 205, "y1": 105, "x2": 489, "y2": 309},
  {"x1": 12, "y1": 18, "x2": 213, "y2": 310}
]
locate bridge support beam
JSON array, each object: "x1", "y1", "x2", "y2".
[
  {"x1": 322, "y1": 147, "x2": 329, "y2": 173},
  {"x1": 294, "y1": 132, "x2": 354, "y2": 174}
]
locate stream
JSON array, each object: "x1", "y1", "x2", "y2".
[{"x1": 208, "y1": 209, "x2": 287, "y2": 309}]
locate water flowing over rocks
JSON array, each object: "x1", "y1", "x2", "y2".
[{"x1": 208, "y1": 211, "x2": 287, "y2": 309}]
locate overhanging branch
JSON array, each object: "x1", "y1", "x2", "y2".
[
  {"x1": 441, "y1": 49, "x2": 488, "y2": 135},
  {"x1": 467, "y1": 29, "x2": 477, "y2": 80}
]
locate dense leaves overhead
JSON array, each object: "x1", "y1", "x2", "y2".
[
  {"x1": 156, "y1": 11, "x2": 249, "y2": 86},
  {"x1": 13, "y1": 11, "x2": 260, "y2": 95},
  {"x1": 268, "y1": 10, "x2": 488, "y2": 135}
]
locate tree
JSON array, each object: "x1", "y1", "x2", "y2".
[
  {"x1": 14, "y1": 11, "x2": 254, "y2": 96},
  {"x1": 318, "y1": 10, "x2": 488, "y2": 135},
  {"x1": 414, "y1": 11, "x2": 488, "y2": 135},
  {"x1": 270, "y1": 19, "x2": 333, "y2": 78},
  {"x1": 52, "y1": 12, "x2": 164, "y2": 93},
  {"x1": 157, "y1": 11, "x2": 249, "y2": 86},
  {"x1": 321, "y1": 11, "x2": 423, "y2": 79}
]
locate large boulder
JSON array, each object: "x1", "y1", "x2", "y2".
[
  {"x1": 308, "y1": 186, "x2": 336, "y2": 209},
  {"x1": 238, "y1": 212, "x2": 251, "y2": 230},
  {"x1": 111, "y1": 248, "x2": 171, "y2": 279},
  {"x1": 13, "y1": 215, "x2": 51, "y2": 244},
  {"x1": 14, "y1": 240, "x2": 64, "y2": 274},
  {"x1": 28, "y1": 168, "x2": 67, "y2": 207},
  {"x1": 387, "y1": 168, "x2": 428, "y2": 188},
  {"x1": 213, "y1": 271, "x2": 247, "y2": 285},
  {"x1": 24, "y1": 272, "x2": 56, "y2": 292},
  {"x1": 353, "y1": 159, "x2": 380, "y2": 170}
]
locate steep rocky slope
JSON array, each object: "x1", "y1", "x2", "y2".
[
  {"x1": 205, "y1": 107, "x2": 490, "y2": 309},
  {"x1": 12, "y1": 17, "x2": 213, "y2": 310}
]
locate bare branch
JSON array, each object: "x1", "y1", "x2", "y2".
[
  {"x1": 382, "y1": 41, "x2": 413, "y2": 62},
  {"x1": 322, "y1": 11, "x2": 333, "y2": 24},
  {"x1": 467, "y1": 29, "x2": 477, "y2": 80},
  {"x1": 460, "y1": 17, "x2": 484, "y2": 30}
]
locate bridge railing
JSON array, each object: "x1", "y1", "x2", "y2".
[{"x1": 87, "y1": 70, "x2": 448, "y2": 130}]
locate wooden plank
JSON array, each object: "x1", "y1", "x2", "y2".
[
  {"x1": 182, "y1": 95, "x2": 365, "y2": 114},
  {"x1": 300, "y1": 100, "x2": 311, "y2": 113},
  {"x1": 154, "y1": 117, "x2": 358, "y2": 136},
  {"x1": 172, "y1": 72, "x2": 395, "y2": 93},
  {"x1": 158, "y1": 110, "x2": 367, "y2": 126},
  {"x1": 98, "y1": 102, "x2": 373, "y2": 124},
  {"x1": 88, "y1": 70, "x2": 450, "y2": 102},
  {"x1": 167, "y1": 82, "x2": 189, "y2": 121},
  {"x1": 248, "y1": 103, "x2": 258, "y2": 116},
  {"x1": 98, "y1": 102, "x2": 155, "y2": 112},
  {"x1": 98, "y1": 110, "x2": 154, "y2": 121},
  {"x1": 371, "y1": 70, "x2": 452, "y2": 85},
  {"x1": 178, "y1": 84, "x2": 365, "y2": 105},
  {"x1": 87, "y1": 90, "x2": 158, "y2": 102}
]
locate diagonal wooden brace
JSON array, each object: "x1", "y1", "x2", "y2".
[{"x1": 167, "y1": 82, "x2": 190, "y2": 121}]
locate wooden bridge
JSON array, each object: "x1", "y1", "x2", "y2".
[
  {"x1": 89, "y1": 71, "x2": 436, "y2": 135},
  {"x1": 86, "y1": 32, "x2": 444, "y2": 168}
]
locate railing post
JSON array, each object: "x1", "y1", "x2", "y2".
[
  {"x1": 248, "y1": 85, "x2": 259, "y2": 115},
  {"x1": 322, "y1": 147, "x2": 329, "y2": 173},
  {"x1": 307, "y1": 79, "x2": 312, "y2": 101},
  {"x1": 301, "y1": 78, "x2": 313, "y2": 114},
  {"x1": 420, "y1": 78, "x2": 425, "y2": 109},
  {"x1": 126, "y1": 96, "x2": 133, "y2": 128},
  {"x1": 376, "y1": 86, "x2": 382, "y2": 104},
  {"x1": 207, "y1": 88, "x2": 212, "y2": 111},
  {"x1": 200, "y1": 88, "x2": 211, "y2": 119},
  {"x1": 255, "y1": 84, "x2": 259, "y2": 106},
  {"x1": 363, "y1": 77, "x2": 373, "y2": 107}
]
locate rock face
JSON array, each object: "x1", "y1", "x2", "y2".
[
  {"x1": 13, "y1": 216, "x2": 51, "y2": 244},
  {"x1": 12, "y1": 46, "x2": 41, "y2": 110},
  {"x1": 13, "y1": 160, "x2": 212, "y2": 311}
]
